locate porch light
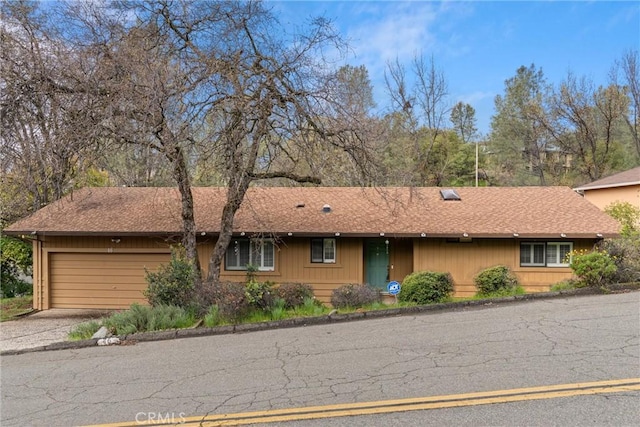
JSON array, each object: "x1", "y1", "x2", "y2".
[
  {"x1": 287, "y1": 232, "x2": 293, "y2": 236},
  {"x1": 596, "y1": 233, "x2": 603, "y2": 238},
  {"x1": 240, "y1": 232, "x2": 246, "y2": 236},
  {"x1": 463, "y1": 233, "x2": 469, "y2": 238},
  {"x1": 201, "y1": 232, "x2": 206, "y2": 236},
  {"x1": 111, "y1": 238, "x2": 121, "y2": 244},
  {"x1": 513, "y1": 233, "x2": 519, "y2": 237},
  {"x1": 560, "y1": 233, "x2": 567, "y2": 238},
  {"x1": 420, "y1": 232, "x2": 426, "y2": 237},
  {"x1": 335, "y1": 232, "x2": 340, "y2": 237},
  {"x1": 379, "y1": 232, "x2": 385, "y2": 236}
]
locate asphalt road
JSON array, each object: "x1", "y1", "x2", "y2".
[{"x1": 1, "y1": 292, "x2": 639, "y2": 426}]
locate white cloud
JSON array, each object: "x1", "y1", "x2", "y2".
[{"x1": 345, "y1": 2, "x2": 439, "y2": 65}]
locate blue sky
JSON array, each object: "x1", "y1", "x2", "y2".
[{"x1": 269, "y1": 0, "x2": 639, "y2": 135}]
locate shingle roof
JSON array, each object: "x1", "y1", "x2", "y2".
[
  {"x1": 574, "y1": 167, "x2": 640, "y2": 191},
  {"x1": 4, "y1": 186, "x2": 621, "y2": 238}
]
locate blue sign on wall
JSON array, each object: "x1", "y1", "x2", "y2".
[{"x1": 387, "y1": 281, "x2": 401, "y2": 295}]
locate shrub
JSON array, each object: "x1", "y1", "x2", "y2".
[
  {"x1": 101, "y1": 303, "x2": 196, "y2": 335},
  {"x1": 1, "y1": 235, "x2": 33, "y2": 298},
  {"x1": 598, "y1": 238, "x2": 640, "y2": 283},
  {"x1": 0, "y1": 271, "x2": 31, "y2": 298},
  {"x1": 144, "y1": 247, "x2": 195, "y2": 308},
  {"x1": 474, "y1": 265, "x2": 519, "y2": 296},
  {"x1": 205, "y1": 281, "x2": 250, "y2": 322},
  {"x1": 605, "y1": 201, "x2": 640, "y2": 239},
  {"x1": 331, "y1": 284, "x2": 381, "y2": 309},
  {"x1": 146, "y1": 305, "x2": 196, "y2": 331},
  {"x1": 570, "y1": 249, "x2": 617, "y2": 288},
  {"x1": 190, "y1": 279, "x2": 217, "y2": 314},
  {"x1": 399, "y1": 271, "x2": 454, "y2": 304},
  {"x1": 245, "y1": 281, "x2": 275, "y2": 311},
  {"x1": 275, "y1": 283, "x2": 315, "y2": 309}
]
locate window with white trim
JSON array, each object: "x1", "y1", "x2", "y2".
[
  {"x1": 225, "y1": 239, "x2": 275, "y2": 271},
  {"x1": 311, "y1": 238, "x2": 336, "y2": 263},
  {"x1": 546, "y1": 242, "x2": 573, "y2": 267},
  {"x1": 520, "y1": 242, "x2": 573, "y2": 267}
]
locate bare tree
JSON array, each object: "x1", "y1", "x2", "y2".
[
  {"x1": 543, "y1": 73, "x2": 629, "y2": 181},
  {"x1": 611, "y1": 49, "x2": 640, "y2": 159},
  {"x1": 55, "y1": 6, "x2": 204, "y2": 278},
  {"x1": 384, "y1": 54, "x2": 450, "y2": 185},
  {"x1": 268, "y1": 64, "x2": 381, "y2": 186},
  {"x1": 0, "y1": 1, "x2": 99, "y2": 223},
  {"x1": 55, "y1": 0, "x2": 372, "y2": 283}
]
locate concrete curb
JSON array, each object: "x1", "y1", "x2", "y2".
[{"x1": 2, "y1": 283, "x2": 638, "y2": 357}]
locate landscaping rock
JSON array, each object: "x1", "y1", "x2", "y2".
[
  {"x1": 97, "y1": 337, "x2": 121, "y2": 346},
  {"x1": 91, "y1": 326, "x2": 110, "y2": 339}
]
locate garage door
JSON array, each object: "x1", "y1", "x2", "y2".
[{"x1": 49, "y1": 253, "x2": 171, "y2": 309}]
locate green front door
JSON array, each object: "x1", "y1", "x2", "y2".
[{"x1": 365, "y1": 239, "x2": 389, "y2": 289}]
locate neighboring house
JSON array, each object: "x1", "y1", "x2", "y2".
[
  {"x1": 574, "y1": 166, "x2": 640, "y2": 211},
  {"x1": 523, "y1": 145, "x2": 573, "y2": 173},
  {"x1": 5, "y1": 186, "x2": 620, "y2": 310}
]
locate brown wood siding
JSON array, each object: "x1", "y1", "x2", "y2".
[
  {"x1": 414, "y1": 238, "x2": 595, "y2": 297},
  {"x1": 42, "y1": 236, "x2": 171, "y2": 249},
  {"x1": 390, "y1": 238, "x2": 413, "y2": 283},
  {"x1": 33, "y1": 234, "x2": 596, "y2": 309},
  {"x1": 49, "y1": 252, "x2": 170, "y2": 309},
  {"x1": 200, "y1": 237, "x2": 364, "y2": 303}
]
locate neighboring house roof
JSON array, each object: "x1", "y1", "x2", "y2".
[
  {"x1": 4, "y1": 186, "x2": 620, "y2": 238},
  {"x1": 574, "y1": 167, "x2": 640, "y2": 191}
]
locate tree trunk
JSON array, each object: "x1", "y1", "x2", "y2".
[
  {"x1": 207, "y1": 176, "x2": 251, "y2": 283},
  {"x1": 169, "y1": 145, "x2": 202, "y2": 286}
]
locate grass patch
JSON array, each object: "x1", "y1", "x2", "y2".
[
  {"x1": 292, "y1": 297, "x2": 329, "y2": 317},
  {"x1": 68, "y1": 321, "x2": 102, "y2": 341},
  {"x1": 234, "y1": 298, "x2": 330, "y2": 324},
  {"x1": 203, "y1": 305, "x2": 227, "y2": 327},
  {"x1": 68, "y1": 304, "x2": 198, "y2": 340},
  {"x1": 0, "y1": 295, "x2": 33, "y2": 322},
  {"x1": 446, "y1": 286, "x2": 527, "y2": 302},
  {"x1": 474, "y1": 285, "x2": 526, "y2": 299},
  {"x1": 550, "y1": 279, "x2": 586, "y2": 292},
  {"x1": 102, "y1": 304, "x2": 197, "y2": 335}
]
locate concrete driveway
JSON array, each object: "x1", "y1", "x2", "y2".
[{"x1": 0, "y1": 309, "x2": 111, "y2": 353}]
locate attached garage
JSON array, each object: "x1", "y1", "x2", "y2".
[{"x1": 49, "y1": 252, "x2": 171, "y2": 309}]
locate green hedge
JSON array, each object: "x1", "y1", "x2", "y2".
[{"x1": 399, "y1": 271, "x2": 453, "y2": 304}]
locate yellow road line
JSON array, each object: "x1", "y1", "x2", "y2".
[{"x1": 89, "y1": 378, "x2": 640, "y2": 427}]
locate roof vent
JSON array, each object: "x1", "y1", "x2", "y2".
[
  {"x1": 322, "y1": 204, "x2": 331, "y2": 213},
  {"x1": 296, "y1": 203, "x2": 305, "y2": 208},
  {"x1": 440, "y1": 189, "x2": 461, "y2": 201}
]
